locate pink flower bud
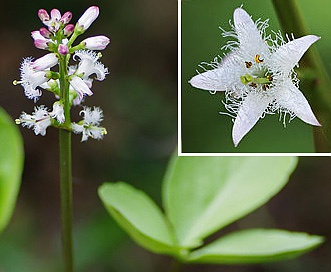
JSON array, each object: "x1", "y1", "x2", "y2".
[
  {"x1": 63, "y1": 24, "x2": 74, "y2": 36},
  {"x1": 77, "y1": 6, "x2": 99, "y2": 31},
  {"x1": 39, "y1": 27, "x2": 52, "y2": 38},
  {"x1": 61, "y1": 11, "x2": 72, "y2": 24},
  {"x1": 38, "y1": 9, "x2": 49, "y2": 22},
  {"x1": 31, "y1": 30, "x2": 50, "y2": 49},
  {"x1": 50, "y1": 9, "x2": 61, "y2": 21},
  {"x1": 58, "y1": 44, "x2": 69, "y2": 55},
  {"x1": 34, "y1": 39, "x2": 49, "y2": 50},
  {"x1": 81, "y1": 35, "x2": 110, "y2": 50},
  {"x1": 33, "y1": 53, "x2": 58, "y2": 71}
]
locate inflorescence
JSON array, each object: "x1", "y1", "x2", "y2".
[{"x1": 14, "y1": 6, "x2": 110, "y2": 141}]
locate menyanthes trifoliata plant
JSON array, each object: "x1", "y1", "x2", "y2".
[
  {"x1": 189, "y1": 7, "x2": 321, "y2": 147},
  {"x1": 14, "y1": 6, "x2": 110, "y2": 141}
]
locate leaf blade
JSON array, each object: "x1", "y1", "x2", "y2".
[
  {"x1": 162, "y1": 156, "x2": 298, "y2": 248},
  {"x1": 98, "y1": 182, "x2": 177, "y2": 255},
  {"x1": 0, "y1": 107, "x2": 24, "y2": 234},
  {"x1": 187, "y1": 228, "x2": 324, "y2": 264}
]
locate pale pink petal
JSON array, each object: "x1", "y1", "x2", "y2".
[
  {"x1": 77, "y1": 6, "x2": 99, "y2": 31},
  {"x1": 50, "y1": 9, "x2": 61, "y2": 20},
  {"x1": 232, "y1": 92, "x2": 272, "y2": 146}
]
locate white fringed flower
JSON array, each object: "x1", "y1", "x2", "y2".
[
  {"x1": 189, "y1": 7, "x2": 321, "y2": 147},
  {"x1": 74, "y1": 50, "x2": 109, "y2": 81},
  {"x1": 14, "y1": 57, "x2": 49, "y2": 101},
  {"x1": 71, "y1": 107, "x2": 107, "y2": 141},
  {"x1": 50, "y1": 102, "x2": 65, "y2": 123},
  {"x1": 16, "y1": 106, "x2": 52, "y2": 136},
  {"x1": 69, "y1": 75, "x2": 93, "y2": 100}
]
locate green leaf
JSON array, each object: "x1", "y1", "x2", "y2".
[
  {"x1": 0, "y1": 107, "x2": 24, "y2": 234},
  {"x1": 187, "y1": 229, "x2": 324, "y2": 264},
  {"x1": 162, "y1": 156, "x2": 298, "y2": 248},
  {"x1": 98, "y1": 182, "x2": 177, "y2": 255}
]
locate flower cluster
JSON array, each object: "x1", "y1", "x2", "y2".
[
  {"x1": 189, "y1": 7, "x2": 320, "y2": 147},
  {"x1": 14, "y1": 6, "x2": 109, "y2": 141}
]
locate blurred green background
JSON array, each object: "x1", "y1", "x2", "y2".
[
  {"x1": 182, "y1": 0, "x2": 331, "y2": 153},
  {"x1": 0, "y1": 0, "x2": 331, "y2": 272}
]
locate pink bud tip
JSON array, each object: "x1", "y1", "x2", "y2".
[
  {"x1": 38, "y1": 9, "x2": 50, "y2": 22},
  {"x1": 58, "y1": 44, "x2": 69, "y2": 55},
  {"x1": 39, "y1": 27, "x2": 52, "y2": 38},
  {"x1": 63, "y1": 24, "x2": 74, "y2": 36},
  {"x1": 61, "y1": 11, "x2": 72, "y2": 24}
]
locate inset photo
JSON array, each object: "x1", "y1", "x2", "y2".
[{"x1": 180, "y1": 0, "x2": 331, "y2": 154}]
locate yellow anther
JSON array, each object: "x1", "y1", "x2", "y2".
[
  {"x1": 267, "y1": 74, "x2": 273, "y2": 81},
  {"x1": 254, "y1": 54, "x2": 264, "y2": 63},
  {"x1": 262, "y1": 84, "x2": 270, "y2": 91}
]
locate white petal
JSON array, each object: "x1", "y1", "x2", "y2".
[
  {"x1": 69, "y1": 76, "x2": 93, "y2": 98},
  {"x1": 77, "y1": 6, "x2": 99, "y2": 31},
  {"x1": 189, "y1": 53, "x2": 239, "y2": 91},
  {"x1": 189, "y1": 69, "x2": 227, "y2": 91},
  {"x1": 271, "y1": 35, "x2": 320, "y2": 74},
  {"x1": 275, "y1": 83, "x2": 321, "y2": 126},
  {"x1": 33, "y1": 53, "x2": 58, "y2": 71},
  {"x1": 232, "y1": 92, "x2": 272, "y2": 146},
  {"x1": 233, "y1": 8, "x2": 269, "y2": 57}
]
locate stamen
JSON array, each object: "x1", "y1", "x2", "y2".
[
  {"x1": 245, "y1": 61, "x2": 252, "y2": 68},
  {"x1": 249, "y1": 83, "x2": 257, "y2": 88},
  {"x1": 254, "y1": 54, "x2": 264, "y2": 63},
  {"x1": 13, "y1": 80, "x2": 21, "y2": 85},
  {"x1": 262, "y1": 84, "x2": 270, "y2": 91}
]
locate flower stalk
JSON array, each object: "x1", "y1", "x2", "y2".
[
  {"x1": 271, "y1": 0, "x2": 331, "y2": 151},
  {"x1": 59, "y1": 53, "x2": 73, "y2": 271}
]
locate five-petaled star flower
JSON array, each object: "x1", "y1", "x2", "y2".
[{"x1": 189, "y1": 7, "x2": 321, "y2": 147}]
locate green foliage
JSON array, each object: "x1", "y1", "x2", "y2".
[
  {"x1": 0, "y1": 107, "x2": 24, "y2": 234},
  {"x1": 99, "y1": 182, "x2": 177, "y2": 255},
  {"x1": 99, "y1": 155, "x2": 323, "y2": 265},
  {"x1": 188, "y1": 229, "x2": 323, "y2": 264}
]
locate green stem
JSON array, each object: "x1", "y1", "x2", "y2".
[
  {"x1": 271, "y1": 0, "x2": 331, "y2": 151},
  {"x1": 59, "y1": 54, "x2": 74, "y2": 271}
]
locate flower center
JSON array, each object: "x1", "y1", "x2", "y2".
[{"x1": 240, "y1": 54, "x2": 273, "y2": 91}]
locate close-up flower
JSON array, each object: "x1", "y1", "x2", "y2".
[
  {"x1": 14, "y1": 57, "x2": 49, "y2": 101},
  {"x1": 189, "y1": 7, "x2": 321, "y2": 147},
  {"x1": 71, "y1": 106, "x2": 106, "y2": 141},
  {"x1": 74, "y1": 50, "x2": 109, "y2": 81},
  {"x1": 16, "y1": 106, "x2": 52, "y2": 136}
]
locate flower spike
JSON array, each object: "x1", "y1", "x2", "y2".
[{"x1": 15, "y1": 6, "x2": 109, "y2": 141}]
